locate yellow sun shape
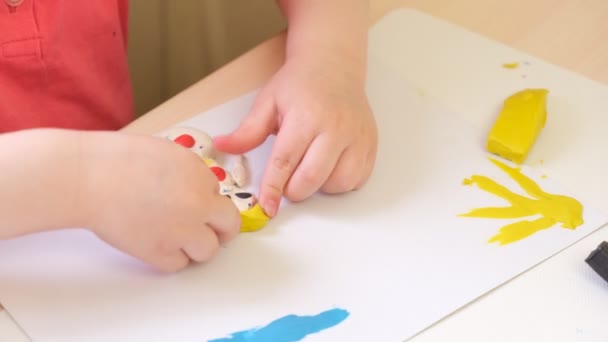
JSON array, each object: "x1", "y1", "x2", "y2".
[{"x1": 460, "y1": 158, "x2": 584, "y2": 245}]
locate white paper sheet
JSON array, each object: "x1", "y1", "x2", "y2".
[{"x1": 0, "y1": 58, "x2": 606, "y2": 342}]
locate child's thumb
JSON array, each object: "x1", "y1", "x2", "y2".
[{"x1": 214, "y1": 97, "x2": 276, "y2": 154}]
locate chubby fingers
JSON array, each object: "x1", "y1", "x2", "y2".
[
  {"x1": 213, "y1": 90, "x2": 276, "y2": 155},
  {"x1": 153, "y1": 225, "x2": 223, "y2": 273},
  {"x1": 181, "y1": 225, "x2": 221, "y2": 263},
  {"x1": 321, "y1": 144, "x2": 373, "y2": 194},
  {"x1": 205, "y1": 194, "x2": 242, "y2": 243},
  {"x1": 182, "y1": 194, "x2": 243, "y2": 263},
  {"x1": 259, "y1": 120, "x2": 314, "y2": 217},
  {"x1": 283, "y1": 134, "x2": 345, "y2": 201},
  {"x1": 159, "y1": 195, "x2": 240, "y2": 272},
  {"x1": 260, "y1": 132, "x2": 375, "y2": 212},
  {"x1": 151, "y1": 249, "x2": 191, "y2": 273}
]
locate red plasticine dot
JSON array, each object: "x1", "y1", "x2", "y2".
[
  {"x1": 210, "y1": 166, "x2": 226, "y2": 181},
  {"x1": 174, "y1": 134, "x2": 195, "y2": 148}
]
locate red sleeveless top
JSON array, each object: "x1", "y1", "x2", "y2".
[{"x1": 0, "y1": 0, "x2": 133, "y2": 133}]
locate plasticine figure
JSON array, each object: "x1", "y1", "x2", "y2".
[{"x1": 159, "y1": 126, "x2": 269, "y2": 232}]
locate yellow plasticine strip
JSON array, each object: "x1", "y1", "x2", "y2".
[
  {"x1": 502, "y1": 62, "x2": 519, "y2": 69},
  {"x1": 486, "y1": 88, "x2": 549, "y2": 164},
  {"x1": 240, "y1": 204, "x2": 270, "y2": 232}
]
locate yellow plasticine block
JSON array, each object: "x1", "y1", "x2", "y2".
[
  {"x1": 487, "y1": 89, "x2": 549, "y2": 164},
  {"x1": 240, "y1": 204, "x2": 270, "y2": 232}
]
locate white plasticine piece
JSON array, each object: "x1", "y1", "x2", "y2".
[
  {"x1": 157, "y1": 126, "x2": 214, "y2": 159},
  {"x1": 207, "y1": 158, "x2": 237, "y2": 195},
  {"x1": 228, "y1": 191, "x2": 257, "y2": 211},
  {"x1": 231, "y1": 155, "x2": 248, "y2": 187},
  {"x1": 159, "y1": 126, "x2": 257, "y2": 213}
]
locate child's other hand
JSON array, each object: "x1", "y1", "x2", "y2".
[
  {"x1": 80, "y1": 132, "x2": 240, "y2": 272},
  {"x1": 214, "y1": 54, "x2": 377, "y2": 217}
]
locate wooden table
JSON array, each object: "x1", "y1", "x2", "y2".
[{"x1": 2, "y1": 0, "x2": 608, "y2": 335}]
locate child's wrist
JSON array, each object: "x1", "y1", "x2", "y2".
[
  {"x1": 72, "y1": 131, "x2": 120, "y2": 234},
  {"x1": 41, "y1": 129, "x2": 92, "y2": 231},
  {"x1": 68, "y1": 131, "x2": 99, "y2": 231},
  {"x1": 285, "y1": 49, "x2": 367, "y2": 90},
  {"x1": 281, "y1": 1, "x2": 369, "y2": 72},
  {"x1": 288, "y1": 44, "x2": 366, "y2": 70}
]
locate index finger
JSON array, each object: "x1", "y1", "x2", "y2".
[{"x1": 259, "y1": 121, "x2": 314, "y2": 217}]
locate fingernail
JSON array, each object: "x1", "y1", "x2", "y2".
[{"x1": 263, "y1": 199, "x2": 278, "y2": 217}]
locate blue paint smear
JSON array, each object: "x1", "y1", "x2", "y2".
[{"x1": 209, "y1": 308, "x2": 349, "y2": 342}]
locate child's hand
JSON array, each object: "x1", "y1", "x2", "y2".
[
  {"x1": 214, "y1": 54, "x2": 378, "y2": 217},
  {"x1": 80, "y1": 132, "x2": 241, "y2": 272}
]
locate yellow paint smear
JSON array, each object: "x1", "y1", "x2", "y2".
[
  {"x1": 502, "y1": 62, "x2": 519, "y2": 69},
  {"x1": 487, "y1": 89, "x2": 549, "y2": 164},
  {"x1": 240, "y1": 203, "x2": 270, "y2": 232},
  {"x1": 460, "y1": 158, "x2": 584, "y2": 245}
]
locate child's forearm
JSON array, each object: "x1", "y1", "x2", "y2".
[
  {"x1": 0, "y1": 129, "x2": 85, "y2": 239},
  {"x1": 277, "y1": 0, "x2": 369, "y2": 78}
]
